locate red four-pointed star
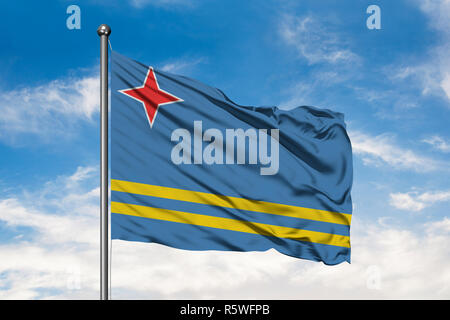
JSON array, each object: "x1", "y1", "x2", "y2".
[{"x1": 119, "y1": 67, "x2": 183, "y2": 128}]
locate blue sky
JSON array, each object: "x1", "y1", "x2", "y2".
[{"x1": 0, "y1": 0, "x2": 449, "y2": 299}]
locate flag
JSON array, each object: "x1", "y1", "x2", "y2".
[{"x1": 110, "y1": 51, "x2": 353, "y2": 265}]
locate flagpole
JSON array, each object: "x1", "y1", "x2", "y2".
[{"x1": 97, "y1": 24, "x2": 111, "y2": 301}]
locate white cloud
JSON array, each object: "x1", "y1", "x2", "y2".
[
  {"x1": 0, "y1": 72, "x2": 99, "y2": 143},
  {"x1": 422, "y1": 135, "x2": 450, "y2": 153},
  {"x1": 279, "y1": 15, "x2": 359, "y2": 65},
  {"x1": 390, "y1": 190, "x2": 450, "y2": 212},
  {"x1": 0, "y1": 166, "x2": 450, "y2": 299},
  {"x1": 349, "y1": 131, "x2": 445, "y2": 172},
  {"x1": 68, "y1": 166, "x2": 97, "y2": 183},
  {"x1": 426, "y1": 217, "x2": 450, "y2": 234},
  {"x1": 386, "y1": 61, "x2": 450, "y2": 103},
  {"x1": 386, "y1": 0, "x2": 450, "y2": 103},
  {"x1": 441, "y1": 73, "x2": 450, "y2": 100},
  {"x1": 0, "y1": 166, "x2": 100, "y2": 299},
  {"x1": 418, "y1": 0, "x2": 450, "y2": 34},
  {"x1": 419, "y1": 191, "x2": 450, "y2": 203},
  {"x1": 389, "y1": 193, "x2": 426, "y2": 212},
  {"x1": 279, "y1": 2, "x2": 450, "y2": 117},
  {"x1": 279, "y1": 70, "x2": 353, "y2": 109},
  {"x1": 0, "y1": 166, "x2": 99, "y2": 246}
]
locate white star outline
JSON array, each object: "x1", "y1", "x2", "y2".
[{"x1": 118, "y1": 67, "x2": 184, "y2": 128}]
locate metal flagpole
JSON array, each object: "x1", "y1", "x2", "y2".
[{"x1": 97, "y1": 24, "x2": 111, "y2": 301}]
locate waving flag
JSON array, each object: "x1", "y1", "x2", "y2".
[{"x1": 110, "y1": 51, "x2": 353, "y2": 265}]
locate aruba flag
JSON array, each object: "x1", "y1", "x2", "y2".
[{"x1": 110, "y1": 51, "x2": 353, "y2": 265}]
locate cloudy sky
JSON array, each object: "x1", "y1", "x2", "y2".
[{"x1": 0, "y1": 0, "x2": 449, "y2": 299}]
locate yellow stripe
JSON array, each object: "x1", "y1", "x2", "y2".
[
  {"x1": 111, "y1": 201, "x2": 350, "y2": 248},
  {"x1": 111, "y1": 179, "x2": 352, "y2": 226}
]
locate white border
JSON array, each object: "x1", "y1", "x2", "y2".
[{"x1": 118, "y1": 67, "x2": 184, "y2": 128}]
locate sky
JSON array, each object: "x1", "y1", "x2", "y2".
[{"x1": 0, "y1": 0, "x2": 449, "y2": 299}]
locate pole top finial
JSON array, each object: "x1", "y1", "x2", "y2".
[{"x1": 97, "y1": 24, "x2": 111, "y2": 37}]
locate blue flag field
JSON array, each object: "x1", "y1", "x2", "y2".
[{"x1": 110, "y1": 51, "x2": 353, "y2": 265}]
